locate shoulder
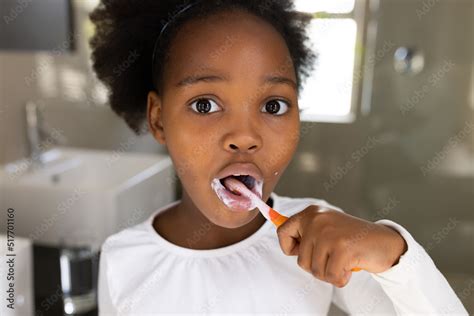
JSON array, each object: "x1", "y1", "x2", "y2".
[
  {"x1": 271, "y1": 192, "x2": 344, "y2": 218},
  {"x1": 101, "y1": 220, "x2": 152, "y2": 255},
  {"x1": 99, "y1": 220, "x2": 164, "y2": 303}
]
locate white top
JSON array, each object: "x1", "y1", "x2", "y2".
[{"x1": 98, "y1": 192, "x2": 467, "y2": 315}]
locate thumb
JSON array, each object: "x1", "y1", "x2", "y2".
[{"x1": 276, "y1": 212, "x2": 304, "y2": 256}]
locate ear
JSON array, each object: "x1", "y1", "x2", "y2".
[{"x1": 147, "y1": 90, "x2": 166, "y2": 145}]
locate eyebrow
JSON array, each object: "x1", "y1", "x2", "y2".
[
  {"x1": 263, "y1": 75, "x2": 297, "y2": 90},
  {"x1": 176, "y1": 75, "x2": 228, "y2": 87},
  {"x1": 175, "y1": 73, "x2": 297, "y2": 90}
]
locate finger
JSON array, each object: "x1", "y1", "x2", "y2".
[
  {"x1": 325, "y1": 250, "x2": 350, "y2": 288},
  {"x1": 310, "y1": 241, "x2": 329, "y2": 281},
  {"x1": 277, "y1": 213, "x2": 304, "y2": 256},
  {"x1": 277, "y1": 231, "x2": 299, "y2": 256},
  {"x1": 288, "y1": 242, "x2": 299, "y2": 256},
  {"x1": 296, "y1": 238, "x2": 314, "y2": 274},
  {"x1": 348, "y1": 254, "x2": 363, "y2": 272},
  {"x1": 342, "y1": 270, "x2": 353, "y2": 285}
]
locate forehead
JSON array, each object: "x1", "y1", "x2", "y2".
[{"x1": 163, "y1": 9, "x2": 296, "y2": 86}]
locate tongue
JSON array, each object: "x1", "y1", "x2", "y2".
[{"x1": 223, "y1": 177, "x2": 254, "y2": 200}]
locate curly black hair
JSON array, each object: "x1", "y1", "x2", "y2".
[{"x1": 89, "y1": 0, "x2": 316, "y2": 135}]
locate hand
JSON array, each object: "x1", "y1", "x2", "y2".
[{"x1": 276, "y1": 205, "x2": 408, "y2": 288}]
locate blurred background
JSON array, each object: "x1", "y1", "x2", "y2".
[{"x1": 0, "y1": 0, "x2": 472, "y2": 315}]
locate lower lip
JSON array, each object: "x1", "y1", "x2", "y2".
[{"x1": 211, "y1": 178, "x2": 262, "y2": 212}]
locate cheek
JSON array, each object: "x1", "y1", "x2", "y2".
[
  {"x1": 163, "y1": 112, "x2": 199, "y2": 161},
  {"x1": 262, "y1": 136, "x2": 298, "y2": 176},
  {"x1": 262, "y1": 119, "x2": 300, "y2": 168},
  {"x1": 165, "y1": 129, "x2": 216, "y2": 185}
]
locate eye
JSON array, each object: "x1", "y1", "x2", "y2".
[
  {"x1": 190, "y1": 98, "x2": 221, "y2": 114},
  {"x1": 261, "y1": 99, "x2": 290, "y2": 116}
]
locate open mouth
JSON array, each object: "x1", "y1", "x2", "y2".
[
  {"x1": 219, "y1": 175, "x2": 256, "y2": 195},
  {"x1": 211, "y1": 174, "x2": 263, "y2": 212}
]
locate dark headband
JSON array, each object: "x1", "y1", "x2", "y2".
[{"x1": 151, "y1": 1, "x2": 202, "y2": 88}]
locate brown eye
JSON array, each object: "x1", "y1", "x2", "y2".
[
  {"x1": 262, "y1": 100, "x2": 289, "y2": 115},
  {"x1": 190, "y1": 98, "x2": 220, "y2": 114}
]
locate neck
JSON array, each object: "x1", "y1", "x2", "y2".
[{"x1": 153, "y1": 190, "x2": 271, "y2": 250}]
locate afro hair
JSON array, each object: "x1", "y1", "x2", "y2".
[{"x1": 89, "y1": 0, "x2": 316, "y2": 134}]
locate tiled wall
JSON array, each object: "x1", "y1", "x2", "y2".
[{"x1": 277, "y1": 0, "x2": 474, "y2": 282}]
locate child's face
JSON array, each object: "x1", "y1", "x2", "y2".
[{"x1": 148, "y1": 10, "x2": 300, "y2": 228}]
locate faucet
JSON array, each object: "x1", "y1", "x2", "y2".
[{"x1": 25, "y1": 101, "x2": 67, "y2": 168}]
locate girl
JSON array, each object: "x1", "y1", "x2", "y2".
[{"x1": 89, "y1": 0, "x2": 467, "y2": 314}]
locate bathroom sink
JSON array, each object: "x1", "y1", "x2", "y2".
[{"x1": 0, "y1": 147, "x2": 176, "y2": 250}]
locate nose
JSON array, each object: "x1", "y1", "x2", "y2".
[{"x1": 224, "y1": 129, "x2": 262, "y2": 154}]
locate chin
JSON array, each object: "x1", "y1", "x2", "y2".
[{"x1": 207, "y1": 202, "x2": 261, "y2": 229}]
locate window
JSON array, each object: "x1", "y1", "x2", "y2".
[{"x1": 295, "y1": 0, "x2": 366, "y2": 123}]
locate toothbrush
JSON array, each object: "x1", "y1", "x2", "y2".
[
  {"x1": 223, "y1": 177, "x2": 362, "y2": 272},
  {"x1": 222, "y1": 177, "x2": 288, "y2": 227}
]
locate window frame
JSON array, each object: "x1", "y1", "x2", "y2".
[{"x1": 297, "y1": 0, "x2": 370, "y2": 123}]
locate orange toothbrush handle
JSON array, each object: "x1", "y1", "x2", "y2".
[
  {"x1": 269, "y1": 207, "x2": 362, "y2": 272},
  {"x1": 268, "y1": 207, "x2": 289, "y2": 228}
]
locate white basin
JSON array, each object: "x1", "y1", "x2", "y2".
[{"x1": 0, "y1": 147, "x2": 176, "y2": 250}]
